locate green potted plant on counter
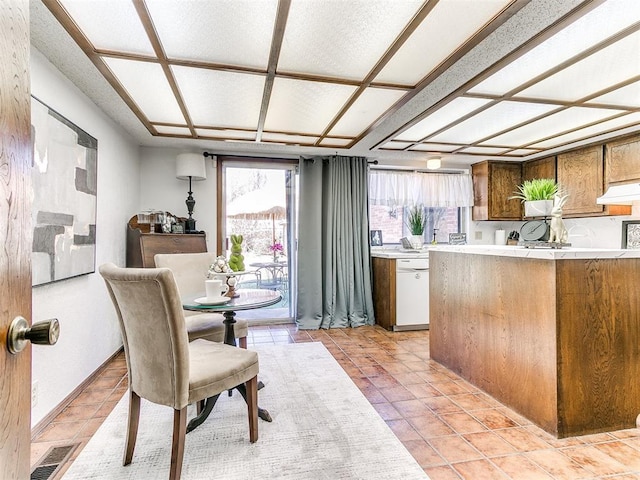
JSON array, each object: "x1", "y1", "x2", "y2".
[
  {"x1": 511, "y1": 178, "x2": 558, "y2": 217},
  {"x1": 406, "y1": 206, "x2": 426, "y2": 249}
]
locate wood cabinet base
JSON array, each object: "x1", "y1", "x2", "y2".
[{"x1": 430, "y1": 251, "x2": 640, "y2": 438}]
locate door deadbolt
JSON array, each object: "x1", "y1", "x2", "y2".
[{"x1": 7, "y1": 316, "x2": 60, "y2": 354}]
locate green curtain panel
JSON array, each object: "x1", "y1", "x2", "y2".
[{"x1": 296, "y1": 155, "x2": 375, "y2": 329}]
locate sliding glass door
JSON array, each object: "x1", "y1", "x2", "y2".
[{"x1": 221, "y1": 160, "x2": 297, "y2": 322}]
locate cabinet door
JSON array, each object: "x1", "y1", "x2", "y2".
[
  {"x1": 472, "y1": 162, "x2": 489, "y2": 221},
  {"x1": 489, "y1": 162, "x2": 522, "y2": 220},
  {"x1": 372, "y1": 257, "x2": 396, "y2": 330},
  {"x1": 140, "y1": 234, "x2": 207, "y2": 267},
  {"x1": 557, "y1": 146, "x2": 604, "y2": 216},
  {"x1": 606, "y1": 136, "x2": 640, "y2": 184},
  {"x1": 523, "y1": 156, "x2": 556, "y2": 183}
]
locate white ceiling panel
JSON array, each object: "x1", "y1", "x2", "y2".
[
  {"x1": 470, "y1": 1, "x2": 640, "y2": 95},
  {"x1": 376, "y1": 0, "x2": 512, "y2": 85},
  {"x1": 396, "y1": 97, "x2": 492, "y2": 141},
  {"x1": 154, "y1": 125, "x2": 192, "y2": 136},
  {"x1": 587, "y1": 80, "x2": 640, "y2": 107},
  {"x1": 172, "y1": 66, "x2": 265, "y2": 129},
  {"x1": 265, "y1": 77, "x2": 356, "y2": 134},
  {"x1": 278, "y1": 0, "x2": 422, "y2": 80},
  {"x1": 319, "y1": 138, "x2": 352, "y2": 147},
  {"x1": 104, "y1": 58, "x2": 184, "y2": 123},
  {"x1": 429, "y1": 101, "x2": 559, "y2": 144},
  {"x1": 484, "y1": 107, "x2": 626, "y2": 146},
  {"x1": 146, "y1": 0, "x2": 277, "y2": 68},
  {"x1": 195, "y1": 128, "x2": 256, "y2": 140},
  {"x1": 408, "y1": 143, "x2": 461, "y2": 152},
  {"x1": 261, "y1": 132, "x2": 319, "y2": 144},
  {"x1": 329, "y1": 87, "x2": 405, "y2": 137},
  {"x1": 518, "y1": 31, "x2": 640, "y2": 102},
  {"x1": 380, "y1": 141, "x2": 413, "y2": 150},
  {"x1": 528, "y1": 111, "x2": 640, "y2": 149},
  {"x1": 457, "y1": 146, "x2": 509, "y2": 155},
  {"x1": 58, "y1": 0, "x2": 154, "y2": 55}
]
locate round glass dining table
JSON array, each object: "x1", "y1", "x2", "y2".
[{"x1": 182, "y1": 288, "x2": 281, "y2": 431}]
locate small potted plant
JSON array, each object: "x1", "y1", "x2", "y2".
[
  {"x1": 510, "y1": 178, "x2": 558, "y2": 217},
  {"x1": 406, "y1": 206, "x2": 426, "y2": 249}
]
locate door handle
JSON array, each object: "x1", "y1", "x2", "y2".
[{"x1": 7, "y1": 316, "x2": 60, "y2": 354}]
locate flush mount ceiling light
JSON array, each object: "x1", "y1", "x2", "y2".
[{"x1": 427, "y1": 158, "x2": 442, "y2": 170}]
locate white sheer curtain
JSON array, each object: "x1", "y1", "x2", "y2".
[{"x1": 369, "y1": 170, "x2": 474, "y2": 207}]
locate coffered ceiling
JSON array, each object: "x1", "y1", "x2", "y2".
[{"x1": 32, "y1": 0, "x2": 640, "y2": 166}]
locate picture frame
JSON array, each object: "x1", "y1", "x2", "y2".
[
  {"x1": 449, "y1": 232, "x2": 467, "y2": 245},
  {"x1": 171, "y1": 223, "x2": 185, "y2": 234},
  {"x1": 622, "y1": 221, "x2": 640, "y2": 249},
  {"x1": 370, "y1": 230, "x2": 383, "y2": 246},
  {"x1": 31, "y1": 96, "x2": 98, "y2": 286}
]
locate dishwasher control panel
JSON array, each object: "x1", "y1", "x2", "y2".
[{"x1": 396, "y1": 258, "x2": 429, "y2": 272}]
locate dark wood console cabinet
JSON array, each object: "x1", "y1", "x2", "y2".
[{"x1": 126, "y1": 215, "x2": 207, "y2": 267}]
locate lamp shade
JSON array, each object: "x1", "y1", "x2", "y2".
[{"x1": 176, "y1": 153, "x2": 206, "y2": 180}]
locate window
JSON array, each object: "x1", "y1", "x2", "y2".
[{"x1": 368, "y1": 170, "x2": 472, "y2": 245}]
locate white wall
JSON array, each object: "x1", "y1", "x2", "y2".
[
  {"x1": 468, "y1": 214, "x2": 636, "y2": 248},
  {"x1": 30, "y1": 49, "x2": 140, "y2": 426},
  {"x1": 139, "y1": 147, "x2": 218, "y2": 252}
]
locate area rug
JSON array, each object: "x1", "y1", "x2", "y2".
[{"x1": 62, "y1": 342, "x2": 429, "y2": 479}]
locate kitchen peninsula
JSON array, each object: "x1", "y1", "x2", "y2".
[{"x1": 429, "y1": 245, "x2": 640, "y2": 438}]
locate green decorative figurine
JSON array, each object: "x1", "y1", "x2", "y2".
[{"x1": 228, "y1": 234, "x2": 245, "y2": 271}]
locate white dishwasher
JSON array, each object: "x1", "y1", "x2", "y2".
[{"x1": 395, "y1": 257, "x2": 429, "y2": 330}]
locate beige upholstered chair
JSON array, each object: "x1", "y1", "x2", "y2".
[
  {"x1": 99, "y1": 263, "x2": 258, "y2": 480},
  {"x1": 154, "y1": 252, "x2": 248, "y2": 348}
]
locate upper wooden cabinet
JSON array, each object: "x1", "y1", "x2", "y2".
[
  {"x1": 523, "y1": 156, "x2": 556, "y2": 183},
  {"x1": 606, "y1": 135, "x2": 640, "y2": 185},
  {"x1": 557, "y1": 145, "x2": 604, "y2": 217},
  {"x1": 472, "y1": 161, "x2": 522, "y2": 221}
]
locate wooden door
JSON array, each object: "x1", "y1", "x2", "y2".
[{"x1": 0, "y1": 2, "x2": 33, "y2": 478}]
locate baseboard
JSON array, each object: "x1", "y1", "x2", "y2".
[
  {"x1": 31, "y1": 347, "x2": 124, "y2": 440},
  {"x1": 392, "y1": 324, "x2": 430, "y2": 332}
]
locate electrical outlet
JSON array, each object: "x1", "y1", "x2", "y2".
[
  {"x1": 475, "y1": 231, "x2": 483, "y2": 240},
  {"x1": 31, "y1": 381, "x2": 38, "y2": 408}
]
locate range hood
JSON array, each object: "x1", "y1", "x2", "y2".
[{"x1": 596, "y1": 183, "x2": 640, "y2": 205}]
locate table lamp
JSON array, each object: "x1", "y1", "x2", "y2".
[{"x1": 176, "y1": 153, "x2": 207, "y2": 233}]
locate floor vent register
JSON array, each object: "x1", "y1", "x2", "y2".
[{"x1": 31, "y1": 444, "x2": 78, "y2": 480}]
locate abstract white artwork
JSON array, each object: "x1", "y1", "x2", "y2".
[{"x1": 31, "y1": 97, "x2": 97, "y2": 286}]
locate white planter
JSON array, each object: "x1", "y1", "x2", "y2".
[
  {"x1": 410, "y1": 234, "x2": 424, "y2": 249},
  {"x1": 524, "y1": 200, "x2": 553, "y2": 217}
]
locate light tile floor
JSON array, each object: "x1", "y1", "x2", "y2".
[{"x1": 31, "y1": 325, "x2": 640, "y2": 479}]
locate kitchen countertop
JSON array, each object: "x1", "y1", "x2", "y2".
[
  {"x1": 371, "y1": 248, "x2": 429, "y2": 259},
  {"x1": 428, "y1": 244, "x2": 640, "y2": 260}
]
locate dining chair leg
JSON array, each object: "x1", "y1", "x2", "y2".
[
  {"x1": 247, "y1": 376, "x2": 258, "y2": 443},
  {"x1": 196, "y1": 400, "x2": 205, "y2": 415},
  {"x1": 239, "y1": 336, "x2": 247, "y2": 349},
  {"x1": 123, "y1": 390, "x2": 140, "y2": 466},
  {"x1": 170, "y1": 407, "x2": 187, "y2": 480}
]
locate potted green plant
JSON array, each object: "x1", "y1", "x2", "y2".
[
  {"x1": 406, "y1": 206, "x2": 426, "y2": 249},
  {"x1": 510, "y1": 178, "x2": 558, "y2": 217}
]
